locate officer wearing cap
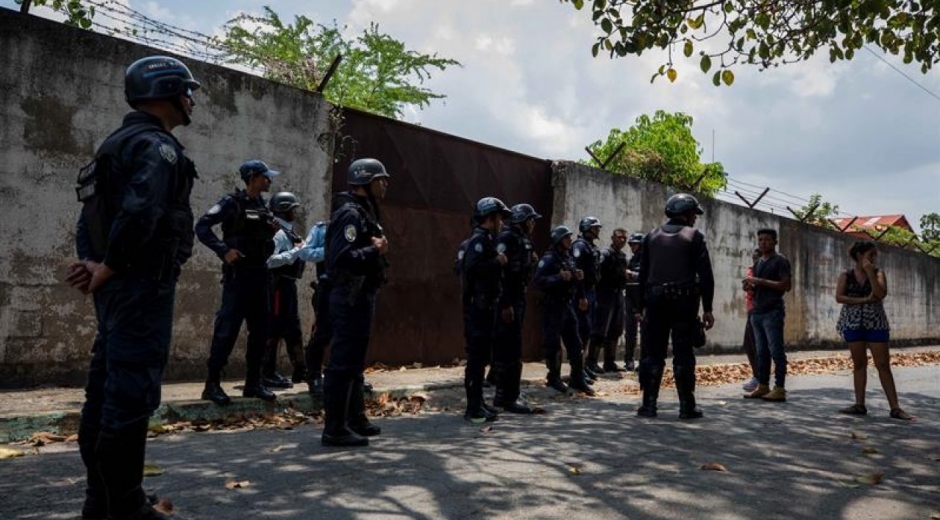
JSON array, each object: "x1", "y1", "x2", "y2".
[
  {"x1": 637, "y1": 194, "x2": 715, "y2": 419},
  {"x1": 591, "y1": 228, "x2": 630, "y2": 373},
  {"x1": 321, "y1": 158, "x2": 390, "y2": 447},
  {"x1": 66, "y1": 55, "x2": 199, "y2": 520},
  {"x1": 534, "y1": 226, "x2": 595, "y2": 396},
  {"x1": 196, "y1": 159, "x2": 281, "y2": 405},
  {"x1": 623, "y1": 232, "x2": 645, "y2": 371},
  {"x1": 573, "y1": 216, "x2": 603, "y2": 379},
  {"x1": 262, "y1": 192, "x2": 307, "y2": 388},
  {"x1": 491, "y1": 203, "x2": 541, "y2": 414},
  {"x1": 460, "y1": 197, "x2": 512, "y2": 422}
]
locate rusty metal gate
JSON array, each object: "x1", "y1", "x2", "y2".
[{"x1": 332, "y1": 108, "x2": 553, "y2": 366}]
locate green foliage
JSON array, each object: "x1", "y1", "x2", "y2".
[
  {"x1": 919, "y1": 212, "x2": 940, "y2": 242},
  {"x1": 584, "y1": 110, "x2": 726, "y2": 196},
  {"x1": 17, "y1": 0, "x2": 94, "y2": 28},
  {"x1": 559, "y1": 0, "x2": 940, "y2": 86},
  {"x1": 221, "y1": 8, "x2": 460, "y2": 119},
  {"x1": 793, "y1": 194, "x2": 839, "y2": 228}
]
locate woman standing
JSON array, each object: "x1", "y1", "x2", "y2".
[{"x1": 835, "y1": 240, "x2": 912, "y2": 420}]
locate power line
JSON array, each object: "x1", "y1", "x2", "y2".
[{"x1": 863, "y1": 45, "x2": 940, "y2": 105}]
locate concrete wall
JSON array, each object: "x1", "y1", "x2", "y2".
[
  {"x1": 0, "y1": 9, "x2": 334, "y2": 386},
  {"x1": 550, "y1": 161, "x2": 940, "y2": 351}
]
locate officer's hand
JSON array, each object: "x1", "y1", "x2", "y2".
[
  {"x1": 496, "y1": 253, "x2": 508, "y2": 266},
  {"x1": 501, "y1": 306, "x2": 514, "y2": 323},
  {"x1": 224, "y1": 249, "x2": 245, "y2": 265},
  {"x1": 85, "y1": 261, "x2": 115, "y2": 294},
  {"x1": 559, "y1": 270, "x2": 572, "y2": 281},
  {"x1": 373, "y1": 236, "x2": 389, "y2": 255},
  {"x1": 293, "y1": 240, "x2": 306, "y2": 249},
  {"x1": 574, "y1": 269, "x2": 585, "y2": 281},
  {"x1": 702, "y1": 311, "x2": 715, "y2": 330},
  {"x1": 65, "y1": 261, "x2": 92, "y2": 294},
  {"x1": 635, "y1": 312, "x2": 643, "y2": 324},
  {"x1": 578, "y1": 298, "x2": 589, "y2": 311}
]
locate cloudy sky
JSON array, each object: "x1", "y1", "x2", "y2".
[{"x1": 9, "y1": 0, "x2": 940, "y2": 231}]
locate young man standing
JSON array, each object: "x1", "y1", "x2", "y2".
[{"x1": 743, "y1": 229, "x2": 792, "y2": 402}]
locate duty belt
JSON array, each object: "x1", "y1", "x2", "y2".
[{"x1": 648, "y1": 283, "x2": 699, "y2": 299}]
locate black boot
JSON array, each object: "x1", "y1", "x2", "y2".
[
  {"x1": 465, "y1": 367, "x2": 497, "y2": 423},
  {"x1": 321, "y1": 374, "x2": 369, "y2": 447},
  {"x1": 568, "y1": 354, "x2": 596, "y2": 396},
  {"x1": 602, "y1": 338, "x2": 624, "y2": 372},
  {"x1": 285, "y1": 338, "x2": 307, "y2": 384},
  {"x1": 586, "y1": 337, "x2": 604, "y2": 374},
  {"x1": 545, "y1": 350, "x2": 568, "y2": 393},
  {"x1": 494, "y1": 362, "x2": 533, "y2": 414},
  {"x1": 201, "y1": 371, "x2": 231, "y2": 406},
  {"x1": 243, "y1": 367, "x2": 277, "y2": 402},
  {"x1": 306, "y1": 375, "x2": 324, "y2": 399},
  {"x1": 675, "y1": 365, "x2": 704, "y2": 419},
  {"x1": 637, "y1": 364, "x2": 662, "y2": 417},
  {"x1": 348, "y1": 375, "x2": 381, "y2": 437},
  {"x1": 95, "y1": 421, "x2": 151, "y2": 520},
  {"x1": 79, "y1": 422, "x2": 107, "y2": 520}
]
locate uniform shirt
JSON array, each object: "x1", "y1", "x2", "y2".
[
  {"x1": 638, "y1": 220, "x2": 715, "y2": 313},
  {"x1": 266, "y1": 219, "x2": 305, "y2": 280},
  {"x1": 195, "y1": 190, "x2": 275, "y2": 268},
  {"x1": 76, "y1": 111, "x2": 196, "y2": 276},
  {"x1": 326, "y1": 191, "x2": 384, "y2": 283},
  {"x1": 534, "y1": 248, "x2": 577, "y2": 300},
  {"x1": 298, "y1": 222, "x2": 328, "y2": 281},
  {"x1": 461, "y1": 226, "x2": 503, "y2": 304},
  {"x1": 497, "y1": 225, "x2": 535, "y2": 306},
  {"x1": 751, "y1": 252, "x2": 791, "y2": 314},
  {"x1": 571, "y1": 235, "x2": 601, "y2": 296},
  {"x1": 597, "y1": 247, "x2": 629, "y2": 291}
]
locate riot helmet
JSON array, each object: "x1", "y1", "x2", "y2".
[
  {"x1": 628, "y1": 233, "x2": 645, "y2": 244},
  {"x1": 665, "y1": 193, "x2": 704, "y2": 218},
  {"x1": 270, "y1": 192, "x2": 300, "y2": 214},
  {"x1": 551, "y1": 225, "x2": 574, "y2": 246},
  {"x1": 347, "y1": 158, "x2": 390, "y2": 186},
  {"x1": 510, "y1": 203, "x2": 541, "y2": 224},
  {"x1": 473, "y1": 197, "x2": 512, "y2": 221},
  {"x1": 578, "y1": 216, "x2": 602, "y2": 233},
  {"x1": 125, "y1": 56, "x2": 200, "y2": 124}
]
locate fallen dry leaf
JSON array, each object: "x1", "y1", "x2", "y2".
[
  {"x1": 861, "y1": 447, "x2": 879, "y2": 455},
  {"x1": 270, "y1": 445, "x2": 286, "y2": 453},
  {"x1": 855, "y1": 471, "x2": 884, "y2": 485},
  {"x1": 851, "y1": 431, "x2": 869, "y2": 441},
  {"x1": 65, "y1": 434, "x2": 78, "y2": 443},
  {"x1": 531, "y1": 407, "x2": 547, "y2": 414},
  {"x1": 480, "y1": 426, "x2": 493, "y2": 433},
  {"x1": 567, "y1": 465, "x2": 582, "y2": 475},
  {"x1": 930, "y1": 512, "x2": 940, "y2": 520},
  {"x1": 0, "y1": 447, "x2": 25, "y2": 460},
  {"x1": 152, "y1": 498, "x2": 174, "y2": 515},
  {"x1": 142, "y1": 463, "x2": 164, "y2": 477},
  {"x1": 225, "y1": 479, "x2": 250, "y2": 490},
  {"x1": 926, "y1": 455, "x2": 940, "y2": 461},
  {"x1": 701, "y1": 463, "x2": 728, "y2": 472}
]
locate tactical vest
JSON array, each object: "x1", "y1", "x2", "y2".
[
  {"x1": 226, "y1": 193, "x2": 276, "y2": 268},
  {"x1": 645, "y1": 225, "x2": 698, "y2": 287},
  {"x1": 599, "y1": 248, "x2": 629, "y2": 290}
]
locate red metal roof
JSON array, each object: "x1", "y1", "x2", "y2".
[{"x1": 831, "y1": 215, "x2": 914, "y2": 234}]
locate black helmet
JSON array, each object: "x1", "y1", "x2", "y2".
[
  {"x1": 578, "y1": 216, "x2": 602, "y2": 233},
  {"x1": 473, "y1": 197, "x2": 512, "y2": 221},
  {"x1": 510, "y1": 203, "x2": 541, "y2": 224},
  {"x1": 270, "y1": 192, "x2": 300, "y2": 213},
  {"x1": 550, "y1": 225, "x2": 574, "y2": 246},
  {"x1": 347, "y1": 158, "x2": 390, "y2": 186},
  {"x1": 628, "y1": 232, "x2": 645, "y2": 244},
  {"x1": 125, "y1": 56, "x2": 200, "y2": 107},
  {"x1": 665, "y1": 193, "x2": 704, "y2": 218},
  {"x1": 239, "y1": 160, "x2": 280, "y2": 183}
]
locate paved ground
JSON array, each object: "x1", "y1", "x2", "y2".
[{"x1": 1, "y1": 361, "x2": 938, "y2": 520}]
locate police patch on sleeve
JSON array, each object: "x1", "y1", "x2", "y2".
[
  {"x1": 474, "y1": 243, "x2": 483, "y2": 253},
  {"x1": 573, "y1": 248, "x2": 581, "y2": 258},
  {"x1": 207, "y1": 204, "x2": 221, "y2": 215},
  {"x1": 457, "y1": 251, "x2": 465, "y2": 261},
  {"x1": 344, "y1": 225, "x2": 357, "y2": 242},
  {"x1": 538, "y1": 259, "x2": 545, "y2": 269},
  {"x1": 496, "y1": 243, "x2": 507, "y2": 254},
  {"x1": 159, "y1": 143, "x2": 178, "y2": 165}
]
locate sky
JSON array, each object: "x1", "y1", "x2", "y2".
[{"x1": 7, "y1": 0, "x2": 940, "y2": 231}]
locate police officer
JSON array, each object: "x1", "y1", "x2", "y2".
[
  {"x1": 624, "y1": 232, "x2": 645, "y2": 371},
  {"x1": 66, "y1": 55, "x2": 199, "y2": 520},
  {"x1": 573, "y1": 217, "x2": 603, "y2": 378},
  {"x1": 492, "y1": 203, "x2": 541, "y2": 414},
  {"x1": 460, "y1": 197, "x2": 512, "y2": 422},
  {"x1": 636, "y1": 194, "x2": 715, "y2": 419},
  {"x1": 263, "y1": 192, "x2": 307, "y2": 388},
  {"x1": 300, "y1": 220, "x2": 330, "y2": 398},
  {"x1": 197, "y1": 160, "x2": 280, "y2": 405},
  {"x1": 321, "y1": 158, "x2": 390, "y2": 447},
  {"x1": 591, "y1": 228, "x2": 630, "y2": 373},
  {"x1": 534, "y1": 226, "x2": 595, "y2": 396}
]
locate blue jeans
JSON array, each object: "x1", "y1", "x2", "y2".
[{"x1": 750, "y1": 308, "x2": 787, "y2": 387}]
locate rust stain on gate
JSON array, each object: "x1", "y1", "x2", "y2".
[{"x1": 333, "y1": 108, "x2": 553, "y2": 366}]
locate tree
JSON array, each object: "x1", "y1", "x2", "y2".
[
  {"x1": 792, "y1": 193, "x2": 839, "y2": 228},
  {"x1": 16, "y1": 0, "x2": 93, "y2": 27},
  {"x1": 920, "y1": 212, "x2": 940, "y2": 242},
  {"x1": 559, "y1": 0, "x2": 940, "y2": 86},
  {"x1": 221, "y1": 8, "x2": 460, "y2": 119},
  {"x1": 584, "y1": 110, "x2": 726, "y2": 196}
]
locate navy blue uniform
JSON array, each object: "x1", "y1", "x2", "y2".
[
  {"x1": 492, "y1": 226, "x2": 534, "y2": 401},
  {"x1": 572, "y1": 235, "x2": 601, "y2": 369},
  {"x1": 76, "y1": 111, "x2": 196, "y2": 518},
  {"x1": 592, "y1": 246, "x2": 628, "y2": 368},
  {"x1": 534, "y1": 249, "x2": 583, "y2": 384},
  {"x1": 460, "y1": 226, "x2": 503, "y2": 412},
  {"x1": 624, "y1": 253, "x2": 642, "y2": 365},
  {"x1": 196, "y1": 190, "x2": 276, "y2": 382}
]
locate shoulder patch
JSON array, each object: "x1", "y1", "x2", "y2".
[
  {"x1": 538, "y1": 259, "x2": 545, "y2": 269},
  {"x1": 158, "y1": 143, "x2": 178, "y2": 165},
  {"x1": 496, "y1": 243, "x2": 507, "y2": 254},
  {"x1": 573, "y1": 248, "x2": 581, "y2": 258},
  {"x1": 474, "y1": 243, "x2": 483, "y2": 253},
  {"x1": 207, "y1": 204, "x2": 222, "y2": 215},
  {"x1": 457, "y1": 250, "x2": 465, "y2": 261},
  {"x1": 344, "y1": 224, "x2": 357, "y2": 242}
]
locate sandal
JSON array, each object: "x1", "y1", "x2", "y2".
[
  {"x1": 839, "y1": 404, "x2": 868, "y2": 416},
  {"x1": 889, "y1": 408, "x2": 913, "y2": 421}
]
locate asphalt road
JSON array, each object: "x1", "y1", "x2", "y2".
[{"x1": 2, "y1": 366, "x2": 938, "y2": 520}]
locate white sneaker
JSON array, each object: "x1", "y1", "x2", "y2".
[{"x1": 742, "y1": 377, "x2": 759, "y2": 392}]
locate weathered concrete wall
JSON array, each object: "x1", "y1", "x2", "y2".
[
  {"x1": 551, "y1": 161, "x2": 940, "y2": 351},
  {"x1": 0, "y1": 9, "x2": 334, "y2": 386}
]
